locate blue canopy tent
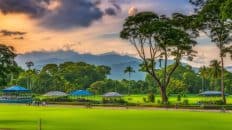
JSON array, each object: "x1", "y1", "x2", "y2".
[
  {"x1": 3, "y1": 86, "x2": 30, "y2": 92},
  {"x1": 0, "y1": 85, "x2": 32, "y2": 103},
  {"x1": 70, "y1": 90, "x2": 92, "y2": 96}
]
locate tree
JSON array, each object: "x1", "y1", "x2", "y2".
[
  {"x1": 221, "y1": 0, "x2": 232, "y2": 19},
  {"x1": 209, "y1": 60, "x2": 221, "y2": 90},
  {"x1": 25, "y1": 61, "x2": 34, "y2": 89},
  {"x1": 25, "y1": 61, "x2": 34, "y2": 70},
  {"x1": 120, "y1": 12, "x2": 197, "y2": 103},
  {"x1": 124, "y1": 66, "x2": 135, "y2": 95},
  {"x1": 199, "y1": 66, "x2": 209, "y2": 91},
  {"x1": 0, "y1": 44, "x2": 17, "y2": 86},
  {"x1": 191, "y1": 0, "x2": 232, "y2": 104},
  {"x1": 190, "y1": 0, "x2": 232, "y2": 19},
  {"x1": 89, "y1": 81, "x2": 106, "y2": 95},
  {"x1": 167, "y1": 79, "x2": 187, "y2": 95}
]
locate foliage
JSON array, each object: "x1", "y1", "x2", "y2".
[
  {"x1": 147, "y1": 93, "x2": 155, "y2": 103},
  {"x1": 0, "y1": 44, "x2": 18, "y2": 86},
  {"x1": 146, "y1": 65, "x2": 201, "y2": 94},
  {"x1": 16, "y1": 62, "x2": 111, "y2": 93},
  {"x1": 120, "y1": 11, "x2": 197, "y2": 103},
  {"x1": 191, "y1": 0, "x2": 232, "y2": 104}
]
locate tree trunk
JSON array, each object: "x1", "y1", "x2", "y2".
[
  {"x1": 220, "y1": 56, "x2": 226, "y2": 104},
  {"x1": 160, "y1": 86, "x2": 168, "y2": 104}
]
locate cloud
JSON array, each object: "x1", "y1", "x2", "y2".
[
  {"x1": 105, "y1": 8, "x2": 117, "y2": 16},
  {"x1": 0, "y1": 29, "x2": 27, "y2": 40},
  {"x1": 0, "y1": 0, "x2": 122, "y2": 30},
  {"x1": 0, "y1": 0, "x2": 50, "y2": 18},
  {"x1": 0, "y1": 30, "x2": 26, "y2": 36},
  {"x1": 14, "y1": 36, "x2": 24, "y2": 40},
  {"x1": 40, "y1": 0, "x2": 105, "y2": 30}
]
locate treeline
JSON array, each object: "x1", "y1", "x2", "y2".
[
  {"x1": 1, "y1": 44, "x2": 232, "y2": 95},
  {"x1": 11, "y1": 62, "x2": 111, "y2": 93},
  {"x1": 4, "y1": 61, "x2": 231, "y2": 95},
  {"x1": 13, "y1": 61, "x2": 150, "y2": 94}
]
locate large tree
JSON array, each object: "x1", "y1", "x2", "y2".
[
  {"x1": 191, "y1": 0, "x2": 232, "y2": 104},
  {"x1": 0, "y1": 44, "x2": 17, "y2": 86},
  {"x1": 120, "y1": 12, "x2": 197, "y2": 103}
]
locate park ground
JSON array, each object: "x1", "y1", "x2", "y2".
[
  {"x1": 69, "y1": 94, "x2": 232, "y2": 104},
  {"x1": 0, "y1": 104, "x2": 231, "y2": 130}
]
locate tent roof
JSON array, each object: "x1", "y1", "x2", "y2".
[
  {"x1": 43, "y1": 91, "x2": 67, "y2": 96},
  {"x1": 2, "y1": 86, "x2": 30, "y2": 92},
  {"x1": 103, "y1": 92, "x2": 122, "y2": 97},
  {"x1": 199, "y1": 91, "x2": 229, "y2": 96},
  {"x1": 70, "y1": 90, "x2": 92, "y2": 96}
]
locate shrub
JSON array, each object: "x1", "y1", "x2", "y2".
[
  {"x1": 102, "y1": 98, "x2": 127, "y2": 104},
  {"x1": 198, "y1": 100, "x2": 224, "y2": 105},
  {"x1": 177, "y1": 94, "x2": 181, "y2": 102},
  {"x1": 143, "y1": 97, "x2": 147, "y2": 103},
  {"x1": 183, "y1": 99, "x2": 189, "y2": 105},
  {"x1": 157, "y1": 99, "x2": 161, "y2": 104},
  {"x1": 148, "y1": 93, "x2": 155, "y2": 103}
]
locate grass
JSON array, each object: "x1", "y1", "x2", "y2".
[
  {"x1": 69, "y1": 94, "x2": 232, "y2": 105},
  {"x1": 0, "y1": 104, "x2": 232, "y2": 130}
]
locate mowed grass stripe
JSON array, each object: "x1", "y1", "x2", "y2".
[{"x1": 0, "y1": 104, "x2": 231, "y2": 130}]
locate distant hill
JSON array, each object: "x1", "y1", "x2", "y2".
[
  {"x1": 15, "y1": 50, "x2": 146, "y2": 80},
  {"x1": 15, "y1": 50, "x2": 201, "y2": 80}
]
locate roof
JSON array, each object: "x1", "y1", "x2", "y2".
[
  {"x1": 2, "y1": 86, "x2": 30, "y2": 92},
  {"x1": 70, "y1": 90, "x2": 92, "y2": 96},
  {"x1": 103, "y1": 92, "x2": 122, "y2": 97},
  {"x1": 199, "y1": 91, "x2": 229, "y2": 96},
  {"x1": 43, "y1": 91, "x2": 67, "y2": 96}
]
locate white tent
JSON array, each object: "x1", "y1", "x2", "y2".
[
  {"x1": 103, "y1": 92, "x2": 122, "y2": 97},
  {"x1": 43, "y1": 91, "x2": 67, "y2": 97}
]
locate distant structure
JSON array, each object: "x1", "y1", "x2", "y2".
[
  {"x1": 199, "y1": 91, "x2": 229, "y2": 97},
  {"x1": 43, "y1": 91, "x2": 67, "y2": 97},
  {"x1": 103, "y1": 92, "x2": 122, "y2": 98}
]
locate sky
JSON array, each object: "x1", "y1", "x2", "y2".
[{"x1": 0, "y1": 0, "x2": 231, "y2": 67}]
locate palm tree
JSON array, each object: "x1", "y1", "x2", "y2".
[
  {"x1": 209, "y1": 60, "x2": 221, "y2": 90},
  {"x1": 199, "y1": 66, "x2": 208, "y2": 92},
  {"x1": 124, "y1": 66, "x2": 135, "y2": 95},
  {"x1": 25, "y1": 61, "x2": 34, "y2": 70},
  {"x1": 195, "y1": 1, "x2": 232, "y2": 104},
  {"x1": 25, "y1": 61, "x2": 34, "y2": 89}
]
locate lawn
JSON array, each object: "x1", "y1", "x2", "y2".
[
  {"x1": 0, "y1": 104, "x2": 231, "y2": 130},
  {"x1": 76, "y1": 94, "x2": 232, "y2": 105}
]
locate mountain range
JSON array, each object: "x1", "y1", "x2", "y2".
[
  {"x1": 15, "y1": 50, "x2": 205, "y2": 80},
  {"x1": 15, "y1": 50, "x2": 146, "y2": 80}
]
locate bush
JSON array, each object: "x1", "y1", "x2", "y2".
[
  {"x1": 143, "y1": 97, "x2": 147, "y2": 103},
  {"x1": 157, "y1": 99, "x2": 161, "y2": 104},
  {"x1": 183, "y1": 99, "x2": 189, "y2": 105},
  {"x1": 198, "y1": 100, "x2": 224, "y2": 105},
  {"x1": 177, "y1": 94, "x2": 181, "y2": 102},
  {"x1": 102, "y1": 98, "x2": 127, "y2": 104},
  {"x1": 42, "y1": 96, "x2": 73, "y2": 102},
  {"x1": 148, "y1": 93, "x2": 155, "y2": 103}
]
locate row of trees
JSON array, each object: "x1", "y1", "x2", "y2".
[
  {"x1": 14, "y1": 62, "x2": 111, "y2": 93},
  {"x1": 1, "y1": 43, "x2": 232, "y2": 98},
  {"x1": 120, "y1": 0, "x2": 232, "y2": 104}
]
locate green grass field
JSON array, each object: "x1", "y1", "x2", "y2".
[
  {"x1": 78, "y1": 94, "x2": 232, "y2": 104},
  {"x1": 0, "y1": 104, "x2": 232, "y2": 130}
]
